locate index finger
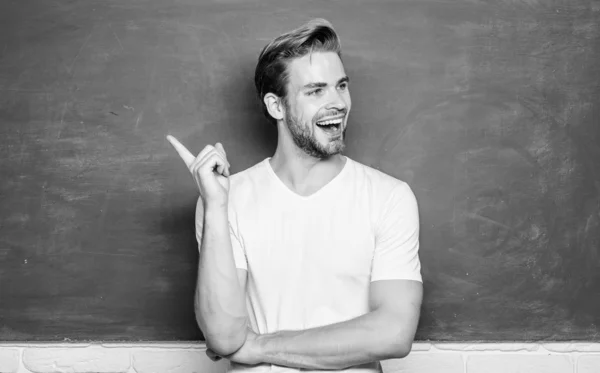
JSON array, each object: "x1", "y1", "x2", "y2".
[{"x1": 166, "y1": 135, "x2": 195, "y2": 168}]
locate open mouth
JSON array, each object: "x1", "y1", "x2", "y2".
[{"x1": 315, "y1": 117, "x2": 343, "y2": 132}]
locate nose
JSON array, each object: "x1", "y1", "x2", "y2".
[{"x1": 326, "y1": 87, "x2": 348, "y2": 112}]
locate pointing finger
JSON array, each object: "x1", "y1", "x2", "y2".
[{"x1": 166, "y1": 135, "x2": 195, "y2": 168}]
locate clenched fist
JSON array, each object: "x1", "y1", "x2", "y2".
[{"x1": 167, "y1": 135, "x2": 231, "y2": 208}]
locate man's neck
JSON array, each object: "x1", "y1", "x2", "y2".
[{"x1": 269, "y1": 146, "x2": 346, "y2": 197}]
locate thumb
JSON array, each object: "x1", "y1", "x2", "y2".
[{"x1": 166, "y1": 135, "x2": 195, "y2": 168}]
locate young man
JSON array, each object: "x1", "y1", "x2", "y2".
[{"x1": 167, "y1": 18, "x2": 423, "y2": 373}]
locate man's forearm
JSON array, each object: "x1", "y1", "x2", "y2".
[
  {"x1": 196, "y1": 205, "x2": 247, "y2": 355},
  {"x1": 254, "y1": 308, "x2": 410, "y2": 370}
]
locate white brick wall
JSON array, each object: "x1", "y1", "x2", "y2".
[{"x1": 0, "y1": 343, "x2": 598, "y2": 373}]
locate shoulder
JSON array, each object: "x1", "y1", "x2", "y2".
[
  {"x1": 227, "y1": 158, "x2": 270, "y2": 206},
  {"x1": 347, "y1": 157, "x2": 414, "y2": 202},
  {"x1": 229, "y1": 159, "x2": 267, "y2": 188}
]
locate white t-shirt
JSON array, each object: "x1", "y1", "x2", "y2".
[{"x1": 199, "y1": 157, "x2": 422, "y2": 373}]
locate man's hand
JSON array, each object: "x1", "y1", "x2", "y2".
[
  {"x1": 206, "y1": 329, "x2": 263, "y2": 366},
  {"x1": 166, "y1": 135, "x2": 231, "y2": 208}
]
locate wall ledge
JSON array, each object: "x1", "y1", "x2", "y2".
[
  {"x1": 1, "y1": 343, "x2": 599, "y2": 373},
  {"x1": 2, "y1": 342, "x2": 599, "y2": 352}
]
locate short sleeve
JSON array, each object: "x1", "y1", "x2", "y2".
[
  {"x1": 195, "y1": 197, "x2": 247, "y2": 270},
  {"x1": 228, "y1": 209, "x2": 248, "y2": 271},
  {"x1": 371, "y1": 182, "x2": 422, "y2": 283}
]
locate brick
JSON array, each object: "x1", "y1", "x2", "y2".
[
  {"x1": 545, "y1": 343, "x2": 600, "y2": 353},
  {"x1": 382, "y1": 353, "x2": 464, "y2": 373},
  {"x1": 23, "y1": 346, "x2": 130, "y2": 373},
  {"x1": 578, "y1": 354, "x2": 600, "y2": 373},
  {"x1": 0, "y1": 348, "x2": 20, "y2": 373},
  {"x1": 467, "y1": 354, "x2": 572, "y2": 373},
  {"x1": 133, "y1": 349, "x2": 228, "y2": 373},
  {"x1": 435, "y1": 343, "x2": 539, "y2": 352}
]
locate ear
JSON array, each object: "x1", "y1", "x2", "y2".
[{"x1": 264, "y1": 93, "x2": 285, "y2": 121}]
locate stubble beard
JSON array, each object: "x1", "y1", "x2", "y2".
[{"x1": 284, "y1": 105, "x2": 346, "y2": 160}]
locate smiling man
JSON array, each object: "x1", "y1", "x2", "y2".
[{"x1": 167, "y1": 18, "x2": 422, "y2": 373}]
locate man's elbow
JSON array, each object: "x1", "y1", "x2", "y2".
[
  {"x1": 378, "y1": 327, "x2": 415, "y2": 360},
  {"x1": 197, "y1": 315, "x2": 248, "y2": 356},
  {"x1": 376, "y1": 341, "x2": 411, "y2": 361},
  {"x1": 382, "y1": 340, "x2": 412, "y2": 360},
  {"x1": 205, "y1": 328, "x2": 248, "y2": 356}
]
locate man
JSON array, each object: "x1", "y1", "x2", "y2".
[{"x1": 167, "y1": 18, "x2": 423, "y2": 373}]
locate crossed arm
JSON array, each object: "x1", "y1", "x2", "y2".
[
  {"x1": 222, "y1": 270, "x2": 423, "y2": 370},
  {"x1": 196, "y1": 194, "x2": 423, "y2": 370}
]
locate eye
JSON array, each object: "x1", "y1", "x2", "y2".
[
  {"x1": 338, "y1": 82, "x2": 348, "y2": 91},
  {"x1": 308, "y1": 88, "x2": 323, "y2": 96}
]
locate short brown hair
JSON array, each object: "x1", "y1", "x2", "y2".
[{"x1": 254, "y1": 19, "x2": 342, "y2": 125}]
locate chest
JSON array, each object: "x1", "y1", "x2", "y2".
[{"x1": 237, "y1": 199, "x2": 376, "y2": 282}]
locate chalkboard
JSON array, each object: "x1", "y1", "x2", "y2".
[{"x1": 0, "y1": 0, "x2": 599, "y2": 342}]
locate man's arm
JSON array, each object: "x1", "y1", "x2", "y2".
[
  {"x1": 195, "y1": 199, "x2": 248, "y2": 356},
  {"x1": 232, "y1": 279, "x2": 422, "y2": 370},
  {"x1": 166, "y1": 138, "x2": 249, "y2": 357}
]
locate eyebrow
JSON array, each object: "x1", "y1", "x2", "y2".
[{"x1": 303, "y1": 76, "x2": 350, "y2": 90}]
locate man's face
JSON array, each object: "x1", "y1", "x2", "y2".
[{"x1": 283, "y1": 51, "x2": 351, "y2": 159}]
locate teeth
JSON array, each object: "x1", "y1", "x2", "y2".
[{"x1": 317, "y1": 118, "x2": 343, "y2": 126}]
